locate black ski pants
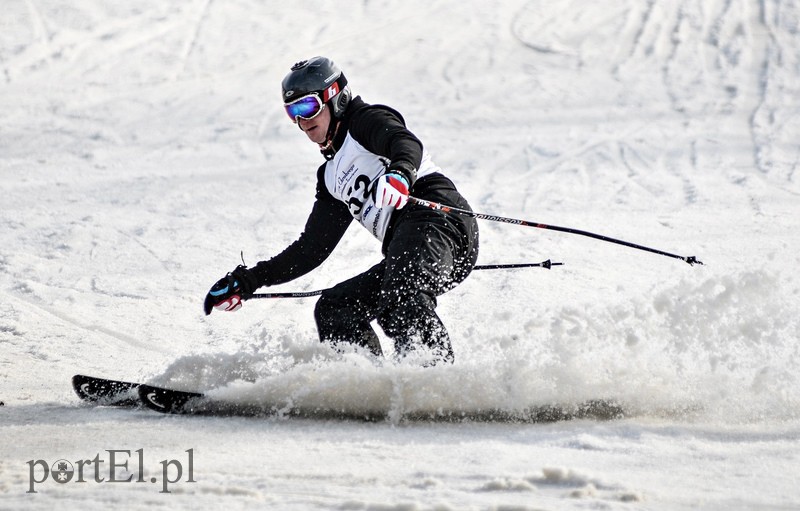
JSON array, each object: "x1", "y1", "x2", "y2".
[{"x1": 314, "y1": 178, "x2": 478, "y2": 364}]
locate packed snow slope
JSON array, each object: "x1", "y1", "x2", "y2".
[{"x1": 2, "y1": 0, "x2": 799, "y2": 509}]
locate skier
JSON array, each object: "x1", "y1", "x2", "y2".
[{"x1": 203, "y1": 56, "x2": 478, "y2": 364}]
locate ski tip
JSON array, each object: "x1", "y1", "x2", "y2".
[{"x1": 72, "y1": 374, "x2": 141, "y2": 406}]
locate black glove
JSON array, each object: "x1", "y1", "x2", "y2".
[{"x1": 203, "y1": 265, "x2": 259, "y2": 315}]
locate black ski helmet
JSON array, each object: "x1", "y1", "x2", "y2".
[{"x1": 282, "y1": 57, "x2": 351, "y2": 118}]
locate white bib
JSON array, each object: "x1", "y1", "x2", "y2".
[{"x1": 323, "y1": 133, "x2": 440, "y2": 241}]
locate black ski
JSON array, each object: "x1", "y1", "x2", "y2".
[
  {"x1": 72, "y1": 374, "x2": 142, "y2": 407},
  {"x1": 73, "y1": 375, "x2": 628, "y2": 421},
  {"x1": 138, "y1": 384, "x2": 205, "y2": 414}
]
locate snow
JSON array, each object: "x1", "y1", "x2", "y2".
[{"x1": 2, "y1": 0, "x2": 800, "y2": 509}]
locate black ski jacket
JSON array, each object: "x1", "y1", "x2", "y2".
[{"x1": 250, "y1": 96, "x2": 458, "y2": 288}]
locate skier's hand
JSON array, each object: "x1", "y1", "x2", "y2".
[
  {"x1": 203, "y1": 265, "x2": 258, "y2": 315},
  {"x1": 375, "y1": 172, "x2": 410, "y2": 209}
]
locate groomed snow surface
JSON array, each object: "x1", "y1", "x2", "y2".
[{"x1": 2, "y1": 1, "x2": 800, "y2": 509}]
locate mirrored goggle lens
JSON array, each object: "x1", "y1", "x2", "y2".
[{"x1": 285, "y1": 95, "x2": 323, "y2": 122}]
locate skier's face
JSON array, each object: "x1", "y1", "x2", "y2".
[{"x1": 298, "y1": 105, "x2": 331, "y2": 145}]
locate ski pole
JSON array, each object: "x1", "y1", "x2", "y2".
[
  {"x1": 245, "y1": 259, "x2": 562, "y2": 299},
  {"x1": 473, "y1": 260, "x2": 562, "y2": 270},
  {"x1": 408, "y1": 197, "x2": 703, "y2": 266}
]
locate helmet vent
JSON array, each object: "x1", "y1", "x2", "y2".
[{"x1": 291, "y1": 60, "x2": 309, "y2": 71}]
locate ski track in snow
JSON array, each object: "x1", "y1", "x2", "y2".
[{"x1": 2, "y1": 1, "x2": 800, "y2": 509}]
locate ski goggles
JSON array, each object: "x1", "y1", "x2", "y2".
[{"x1": 284, "y1": 93, "x2": 325, "y2": 123}]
